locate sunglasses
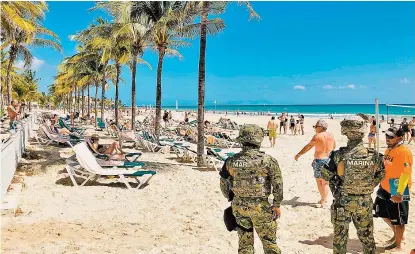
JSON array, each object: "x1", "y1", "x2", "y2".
[
  {"x1": 313, "y1": 125, "x2": 321, "y2": 129},
  {"x1": 385, "y1": 134, "x2": 395, "y2": 139}
]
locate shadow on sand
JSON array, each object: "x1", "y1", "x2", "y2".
[
  {"x1": 299, "y1": 233, "x2": 386, "y2": 254},
  {"x1": 281, "y1": 197, "x2": 320, "y2": 208},
  {"x1": 55, "y1": 175, "x2": 150, "y2": 189}
]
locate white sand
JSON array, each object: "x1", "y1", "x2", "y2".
[{"x1": 1, "y1": 113, "x2": 414, "y2": 254}]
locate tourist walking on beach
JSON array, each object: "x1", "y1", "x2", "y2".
[
  {"x1": 267, "y1": 116, "x2": 278, "y2": 147},
  {"x1": 373, "y1": 127, "x2": 412, "y2": 252},
  {"x1": 163, "y1": 110, "x2": 169, "y2": 127},
  {"x1": 401, "y1": 118, "x2": 410, "y2": 142},
  {"x1": 219, "y1": 124, "x2": 283, "y2": 254},
  {"x1": 7, "y1": 100, "x2": 20, "y2": 130},
  {"x1": 295, "y1": 119, "x2": 300, "y2": 135},
  {"x1": 300, "y1": 115, "x2": 305, "y2": 135},
  {"x1": 279, "y1": 113, "x2": 287, "y2": 134},
  {"x1": 321, "y1": 116, "x2": 385, "y2": 254},
  {"x1": 289, "y1": 115, "x2": 295, "y2": 135},
  {"x1": 294, "y1": 119, "x2": 335, "y2": 207},
  {"x1": 368, "y1": 119, "x2": 377, "y2": 148},
  {"x1": 408, "y1": 117, "x2": 415, "y2": 144},
  {"x1": 184, "y1": 111, "x2": 189, "y2": 123}
]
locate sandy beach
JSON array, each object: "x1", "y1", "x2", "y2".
[{"x1": 1, "y1": 112, "x2": 414, "y2": 254}]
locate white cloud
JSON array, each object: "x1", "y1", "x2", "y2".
[
  {"x1": 13, "y1": 57, "x2": 45, "y2": 71},
  {"x1": 323, "y1": 85, "x2": 334, "y2": 89},
  {"x1": 293, "y1": 85, "x2": 306, "y2": 90},
  {"x1": 360, "y1": 85, "x2": 367, "y2": 89},
  {"x1": 31, "y1": 57, "x2": 45, "y2": 71},
  {"x1": 400, "y1": 78, "x2": 410, "y2": 84},
  {"x1": 347, "y1": 84, "x2": 356, "y2": 89},
  {"x1": 14, "y1": 60, "x2": 25, "y2": 70}
]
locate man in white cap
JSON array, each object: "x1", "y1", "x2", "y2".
[{"x1": 295, "y1": 119, "x2": 336, "y2": 207}]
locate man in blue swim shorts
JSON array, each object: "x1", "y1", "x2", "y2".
[{"x1": 295, "y1": 119, "x2": 336, "y2": 208}]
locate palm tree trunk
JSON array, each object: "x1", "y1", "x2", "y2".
[
  {"x1": 115, "y1": 63, "x2": 121, "y2": 125},
  {"x1": 154, "y1": 49, "x2": 165, "y2": 138},
  {"x1": 101, "y1": 78, "x2": 105, "y2": 121},
  {"x1": 70, "y1": 92, "x2": 72, "y2": 112},
  {"x1": 94, "y1": 83, "x2": 98, "y2": 128},
  {"x1": 77, "y1": 86, "x2": 81, "y2": 113},
  {"x1": 74, "y1": 86, "x2": 77, "y2": 112},
  {"x1": 87, "y1": 84, "x2": 90, "y2": 116},
  {"x1": 5, "y1": 45, "x2": 18, "y2": 104},
  {"x1": 197, "y1": 2, "x2": 209, "y2": 167},
  {"x1": 81, "y1": 87, "x2": 85, "y2": 116},
  {"x1": 130, "y1": 49, "x2": 139, "y2": 130}
]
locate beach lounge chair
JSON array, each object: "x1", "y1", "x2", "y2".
[
  {"x1": 68, "y1": 142, "x2": 156, "y2": 189},
  {"x1": 171, "y1": 144, "x2": 197, "y2": 163},
  {"x1": 36, "y1": 125, "x2": 77, "y2": 146},
  {"x1": 58, "y1": 118, "x2": 85, "y2": 135},
  {"x1": 137, "y1": 131, "x2": 170, "y2": 153},
  {"x1": 205, "y1": 147, "x2": 236, "y2": 171},
  {"x1": 85, "y1": 139, "x2": 142, "y2": 162},
  {"x1": 97, "y1": 118, "x2": 106, "y2": 130}
]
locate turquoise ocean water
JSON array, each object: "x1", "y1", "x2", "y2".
[{"x1": 162, "y1": 104, "x2": 415, "y2": 116}]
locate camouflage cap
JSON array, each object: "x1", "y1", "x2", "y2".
[
  {"x1": 340, "y1": 116, "x2": 367, "y2": 135},
  {"x1": 236, "y1": 124, "x2": 264, "y2": 146}
]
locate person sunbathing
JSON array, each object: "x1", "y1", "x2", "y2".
[
  {"x1": 87, "y1": 134, "x2": 125, "y2": 160},
  {"x1": 49, "y1": 115, "x2": 72, "y2": 136}
]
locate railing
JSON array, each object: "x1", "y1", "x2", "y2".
[{"x1": 1, "y1": 112, "x2": 37, "y2": 199}]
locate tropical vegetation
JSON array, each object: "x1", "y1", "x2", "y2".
[{"x1": 1, "y1": 1, "x2": 259, "y2": 167}]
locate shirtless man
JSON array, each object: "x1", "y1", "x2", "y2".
[
  {"x1": 267, "y1": 116, "x2": 278, "y2": 147},
  {"x1": 294, "y1": 119, "x2": 335, "y2": 207},
  {"x1": 7, "y1": 100, "x2": 20, "y2": 130},
  {"x1": 368, "y1": 119, "x2": 377, "y2": 148}
]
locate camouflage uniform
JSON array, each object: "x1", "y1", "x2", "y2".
[
  {"x1": 322, "y1": 116, "x2": 385, "y2": 254},
  {"x1": 220, "y1": 124, "x2": 283, "y2": 254}
]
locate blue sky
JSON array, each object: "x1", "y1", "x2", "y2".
[{"x1": 24, "y1": 1, "x2": 415, "y2": 106}]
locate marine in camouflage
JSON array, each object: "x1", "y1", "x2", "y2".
[
  {"x1": 220, "y1": 124, "x2": 283, "y2": 254},
  {"x1": 321, "y1": 116, "x2": 385, "y2": 254},
  {"x1": 235, "y1": 124, "x2": 265, "y2": 147}
]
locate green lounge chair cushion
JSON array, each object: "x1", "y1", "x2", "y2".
[
  {"x1": 126, "y1": 170, "x2": 156, "y2": 177},
  {"x1": 123, "y1": 161, "x2": 145, "y2": 167}
]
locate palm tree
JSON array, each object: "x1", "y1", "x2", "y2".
[
  {"x1": 87, "y1": 21, "x2": 131, "y2": 125},
  {"x1": 182, "y1": 1, "x2": 259, "y2": 166},
  {"x1": 0, "y1": 1, "x2": 48, "y2": 38},
  {"x1": 20, "y1": 69, "x2": 40, "y2": 110},
  {"x1": 2, "y1": 20, "x2": 61, "y2": 104},
  {"x1": 92, "y1": 1, "x2": 152, "y2": 129},
  {"x1": 70, "y1": 19, "x2": 117, "y2": 125},
  {"x1": 126, "y1": 2, "x2": 189, "y2": 138}
]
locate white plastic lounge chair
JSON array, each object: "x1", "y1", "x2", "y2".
[
  {"x1": 71, "y1": 142, "x2": 156, "y2": 189},
  {"x1": 36, "y1": 125, "x2": 71, "y2": 146}
]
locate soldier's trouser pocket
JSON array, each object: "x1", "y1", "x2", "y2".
[{"x1": 332, "y1": 205, "x2": 346, "y2": 223}]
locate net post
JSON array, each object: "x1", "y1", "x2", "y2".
[{"x1": 375, "y1": 99, "x2": 380, "y2": 152}]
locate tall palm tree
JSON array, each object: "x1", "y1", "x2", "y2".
[
  {"x1": 127, "y1": 2, "x2": 189, "y2": 138},
  {"x1": 92, "y1": 1, "x2": 152, "y2": 129},
  {"x1": 70, "y1": 18, "x2": 116, "y2": 124},
  {"x1": 88, "y1": 21, "x2": 131, "y2": 125},
  {"x1": 182, "y1": 1, "x2": 259, "y2": 166}
]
